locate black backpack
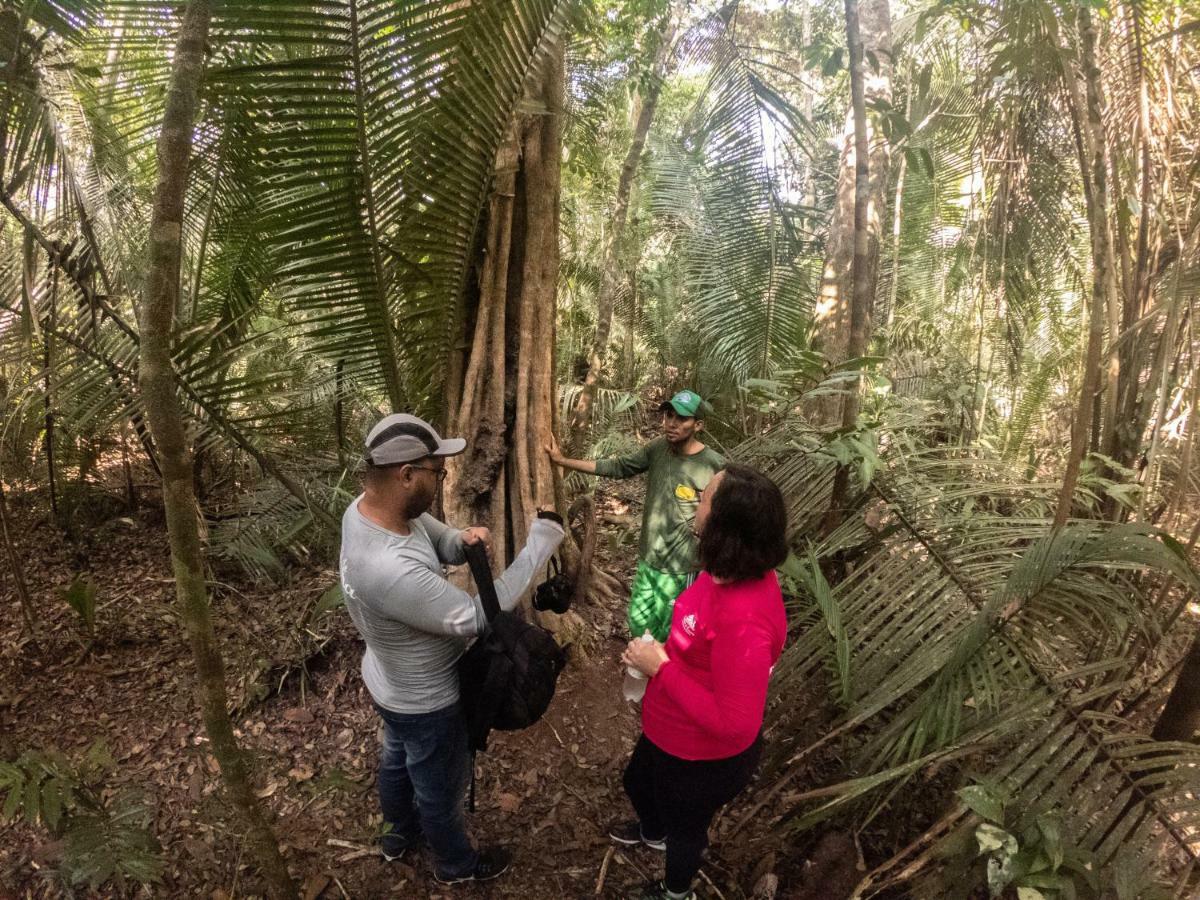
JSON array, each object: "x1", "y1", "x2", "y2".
[{"x1": 458, "y1": 541, "x2": 568, "y2": 754}]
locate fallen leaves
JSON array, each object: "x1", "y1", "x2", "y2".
[
  {"x1": 255, "y1": 780, "x2": 279, "y2": 799},
  {"x1": 301, "y1": 872, "x2": 331, "y2": 900},
  {"x1": 2, "y1": 487, "x2": 669, "y2": 899},
  {"x1": 496, "y1": 792, "x2": 523, "y2": 813},
  {"x1": 288, "y1": 764, "x2": 314, "y2": 782},
  {"x1": 284, "y1": 707, "x2": 315, "y2": 725}
]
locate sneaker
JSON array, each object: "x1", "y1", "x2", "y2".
[
  {"x1": 638, "y1": 879, "x2": 696, "y2": 900},
  {"x1": 380, "y1": 827, "x2": 423, "y2": 862},
  {"x1": 433, "y1": 846, "x2": 512, "y2": 884},
  {"x1": 380, "y1": 840, "x2": 417, "y2": 862},
  {"x1": 607, "y1": 819, "x2": 666, "y2": 852}
]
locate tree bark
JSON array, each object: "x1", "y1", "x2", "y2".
[
  {"x1": 569, "y1": 14, "x2": 675, "y2": 448},
  {"x1": 443, "y1": 41, "x2": 578, "y2": 606},
  {"x1": 0, "y1": 480, "x2": 36, "y2": 638},
  {"x1": 1055, "y1": 7, "x2": 1112, "y2": 528},
  {"x1": 1136, "y1": 246, "x2": 1189, "y2": 521},
  {"x1": 511, "y1": 43, "x2": 563, "y2": 549},
  {"x1": 823, "y1": 0, "x2": 875, "y2": 531},
  {"x1": 813, "y1": 0, "x2": 892, "y2": 425},
  {"x1": 1152, "y1": 628, "x2": 1200, "y2": 742},
  {"x1": 1105, "y1": 3, "x2": 1158, "y2": 474},
  {"x1": 622, "y1": 266, "x2": 641, "y2": 388},
  {"x1": 43, "y1": 261, "x2": 58, "y2": 518},
  {"x1": 136, "y1": 4, "x2": 296, "y2": 896}
]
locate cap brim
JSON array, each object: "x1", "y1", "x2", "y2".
[
  {"x1": 432, "y1": 438, "x2": 467, "y2": 457},
  {"x1": 660, "y1": 400, "x2": 698, "y2": 417}
]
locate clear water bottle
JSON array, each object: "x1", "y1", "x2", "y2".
[{"x1": 622, "y1": 631, "x2": 655, "y2": 702}]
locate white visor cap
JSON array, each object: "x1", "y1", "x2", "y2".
[{"x1": 364, "y1": 413, "x2": 467, "y2": 465}]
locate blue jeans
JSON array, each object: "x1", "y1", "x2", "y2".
[{"x1": 376, "y1": 702, "x2": 478, "y2": 878}]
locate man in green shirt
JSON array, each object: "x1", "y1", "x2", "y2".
[{"x1": 547, "y1": 390, "x2": 724, "y2": 641}]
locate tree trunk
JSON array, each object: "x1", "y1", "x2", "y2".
[
  {"x1": 881, "y1": 115, "x2": 907, "y2": 334},
  {"x1": 1055, "y1": 7, "x2": 1111, "y2": 528},
  {"x1": 136, "y1": 4, "x2": 296, "y2": 897},
  {"x1": 1152, "y1": 628, "x2": 1200, "y2": 742},
  {"x1": 622, "y1": 265, "x2": 641, "y2": 389},
  {"x1": 0, "y1": 480, "x2": 36, "y2": 638},
  {"x1": 44, "y1": 261, "x2": 58, "y2": 518},
  {"x1": 813, "y1": 0, "x2": 892, "y2": 424},
  {"x1": 1105, "y1": 3, "x2": 1158, "y2": 475},
  {"x1": 1137, "y1": 248, "x2": 1189, "y2": 521},
  {"x1": 443, "y1": 41, "x2": 586, "y2": 638},
  {"x1": 569, "y1": 15, "x2": 675, "y2": 449},
  {"x1": 823, "y1": 0, "x2": 875, "y2": 531}
]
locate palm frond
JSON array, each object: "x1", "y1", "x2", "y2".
[{"x1": 738, "y1": 408, "x2": 1200, "y2": 892}]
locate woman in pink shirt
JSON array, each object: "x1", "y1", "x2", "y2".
[{"x1": 612, "y1": 464, "x2": 789, "y2": 900}]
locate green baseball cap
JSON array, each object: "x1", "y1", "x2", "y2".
[{"x1": 659, "y1": 389, "x2": 704, "y2": 418}]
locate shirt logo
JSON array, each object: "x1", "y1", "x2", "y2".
[
  {"x1": 675, "y1": 484, "x2": 697, "y2": 501},
  {"x1": 682, "y1": 613, "x2": 697, "y2": 636}
]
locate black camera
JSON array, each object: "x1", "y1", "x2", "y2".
[{"x1": 533, "y1": 557, "x2": 573, "y2": 614}]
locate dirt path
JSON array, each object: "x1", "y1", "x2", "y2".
[{"x1": 1, "y1": 485, "x2": 772, "y2": 898}]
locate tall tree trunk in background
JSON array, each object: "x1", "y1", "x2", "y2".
[
  {"x1": 0, "y1": 480, "x2": 36, "y2": 637},
  {"x1": 1137, "y1": 245, "x2": 1190, "y2": 521},
  {"x1": 136, "y1": 4, "x2": 296, "y2": 897},
  {"x1": 443, "y1": 42, "x2": 594, "y2": 634},
  {"x1": 43, "y1": 264, "x2": 58, "y2": 518},
  {"x1": 569, "y1": 14, "x2": 675, "y2": 450},
  {"x1": 1055, "y1": 7, "x2": 1111, "y2": 528},
  {"x1": 622, "y1": 262, "x2": 641, "y2": 388},
  {"x1": 1105, "y1": 2, "x2": 1158, "y2": 476},
  {"x1": 813, "y1": 0, "x2": 892, "y2": 425},
  {"x1": 823, "y1": 0, "x2": 874, "y2": 531}
]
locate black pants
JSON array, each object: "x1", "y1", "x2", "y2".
[{"x1": 622, "y1": 733, "x2": 762, "y2": 893}]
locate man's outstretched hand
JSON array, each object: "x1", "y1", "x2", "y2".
[
  {"x1": 460, "y1": 527, "x2": 491, "y2": 551},
  {"x1": 544, "y1": 436, "x2": 564, "y2": 465}
]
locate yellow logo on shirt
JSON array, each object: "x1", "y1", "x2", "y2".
[{"x1": 675, "y1": 484, "x2": 697, "y2": 501}]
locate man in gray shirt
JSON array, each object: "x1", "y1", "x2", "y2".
[{"x1": 340, "y1": 413, "x2": 564, "y2": 884}]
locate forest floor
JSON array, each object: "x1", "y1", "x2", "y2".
[{"x1": 0, "y1": 473, "x2": 817, "y2": 899}]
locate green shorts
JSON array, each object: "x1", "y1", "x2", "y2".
[{"x1": 628, "y1": 562, "x2": 695, "y2": 642}]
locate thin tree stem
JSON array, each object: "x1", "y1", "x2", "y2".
[
  {"x1": 0, "y1": 480, "x2": 36, "y2": 639},
  {"x1": 137, "y1": 3, "x2": 296, "y2": 895}
]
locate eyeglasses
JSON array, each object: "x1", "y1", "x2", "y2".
[{"x1": 407, "y1": 464, "x2": 448, "y2": 482}]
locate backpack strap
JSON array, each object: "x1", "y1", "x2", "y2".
[{"x1": 464, "y1": 541, "x2": 501, "y2": 623}]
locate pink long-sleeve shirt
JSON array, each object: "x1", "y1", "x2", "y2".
[{"x1": 642, "y1": 570, "x2": 787, "y2": 760}]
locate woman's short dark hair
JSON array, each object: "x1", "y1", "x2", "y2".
[{"x1": 698, "y1": 463, "x2": 789, "y2": 582}]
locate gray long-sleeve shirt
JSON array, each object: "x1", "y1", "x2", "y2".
[{"x1": 339, "y1": 497, "x2": 564, "y2": 714}]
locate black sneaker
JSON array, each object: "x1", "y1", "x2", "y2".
[
  {"x1": 380, "y1": 839, "x2": 418, "y2": 862},
  {"x1": 433, "y1": 846, "x2": 512, "y2": 884},
  {"x1": 380, "y1": 827, "x2": 423, "y2": 861},
  {"x1": 607, "y1": 819, "x2": 666, "y2": 852}
]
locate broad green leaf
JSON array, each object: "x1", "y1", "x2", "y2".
[
  {"x1": 63, "y1": 576, "x2": 98, "y2": 631},
  {"x1": 958, "y1": 784, "x2": 1004, "y2": 824},
  {"x1": 1036, "y1": 814, "x2": 1063, "y2": 870},
  {"x1": 313, "y1": 584, "x2": 345, "y2": 618},
  {"x1": 976, "y1": 822, "x2": 1016, "y2": 856}
]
